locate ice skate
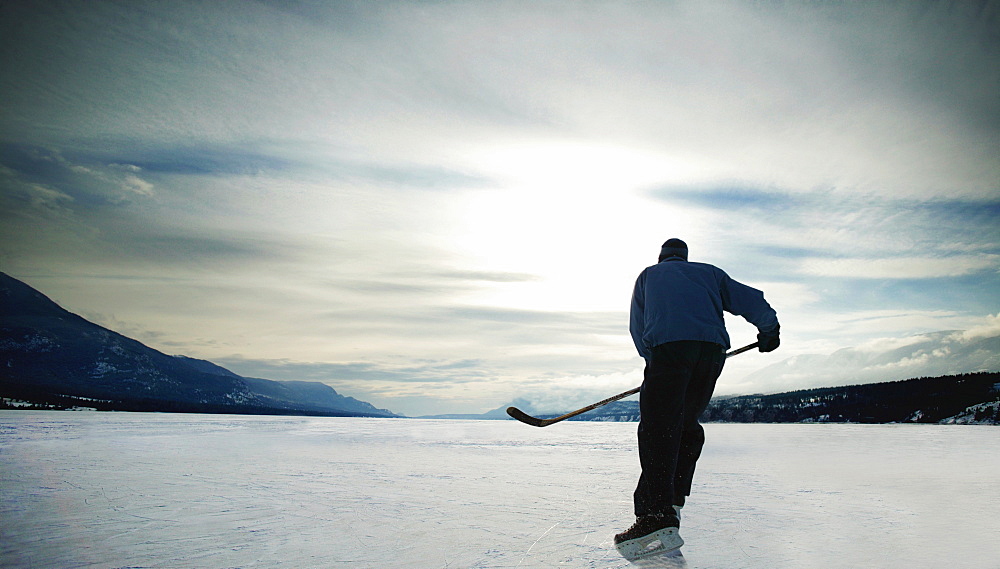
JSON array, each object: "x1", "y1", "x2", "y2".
[{"x1": 614, "y1": 514, "x2": 683, "y2": 560}]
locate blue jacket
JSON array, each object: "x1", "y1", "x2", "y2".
[{"x1": 629, "y1": 257, "x2": 779, "y2": 359}]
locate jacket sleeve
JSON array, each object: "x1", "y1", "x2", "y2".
[
  {"x1": 629, "y1": 270, "x2": 650, "y2": 360},
  {"x1": 719, "y1": 274, "x2": 779, "y2": 333}
]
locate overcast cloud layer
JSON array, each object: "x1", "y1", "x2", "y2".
[{"x1": 2, "y1": 1, "x2": 997, "y2": 415}]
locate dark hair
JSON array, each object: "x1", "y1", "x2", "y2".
[{"x1": 658, "y1": 238, "x2": 688, "y2": 261}]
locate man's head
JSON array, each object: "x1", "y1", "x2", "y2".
[{"x1": 658, "y1": 238, "x2": 688, "y2": 261}]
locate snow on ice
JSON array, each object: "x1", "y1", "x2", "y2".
[{"x1": 1, "y1": 411, "x2": 998, "y2": 568}]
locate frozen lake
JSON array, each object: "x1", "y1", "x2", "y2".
[{"x1": 1, "y1": 412, "x2": 998, "y2": 569}]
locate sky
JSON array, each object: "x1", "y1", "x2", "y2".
[{"x1": 1, "y1": 0, "x2": 998, "y2": 416}]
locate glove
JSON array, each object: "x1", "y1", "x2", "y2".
[{"x1": 757, "y1": 325, "x2": 780, "y2": 352}]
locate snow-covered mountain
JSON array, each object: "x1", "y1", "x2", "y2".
[{"x1": 0, "y1": 272, "x2": 398, "y2": 417}]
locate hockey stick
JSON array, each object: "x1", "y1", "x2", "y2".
[{"x1": 506, "y1": 341, "x2": 760, "y2": 427}]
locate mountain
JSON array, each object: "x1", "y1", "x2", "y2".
[
  {"x1": 240, "y1": 376, "x2": 391, "y2": 416},
  {"x1": 419, "y1": 398, "x2": 537, "y2": 420},
  {"x1": 501, "y1": 372, "x2": 1000, "y2": 425},
  {"x1": 565, "y1": 399, "x2": 642, "y2": 422},
  {"x1": 700, "y1": 372, "x2": 1000, "y2": 424},
  {"x1": 0, "y1": 272, "x2": 398, "y2": 417}
]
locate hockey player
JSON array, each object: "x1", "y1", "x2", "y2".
[{"x1": 615, "y1": 238, "x2": 780, "y2": 558}]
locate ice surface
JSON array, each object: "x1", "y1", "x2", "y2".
[{"x1": 2, "y1": 411, "x2": 998, "y2": 568}]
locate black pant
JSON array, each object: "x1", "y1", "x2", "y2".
[{"x1": 633, "y1": 341, "x2": 726, "y2": 517}]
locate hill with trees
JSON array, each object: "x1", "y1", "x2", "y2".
[
  {"x1": 550, "y1": 372, "x2": 1000, "y2": 425},
  {"x1": 0, "y1": 272, "x2": 398, "y2": 417}
]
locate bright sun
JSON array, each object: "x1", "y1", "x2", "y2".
[{"x1": 449, "y1": 139, "x2": 713, "y2": 313}]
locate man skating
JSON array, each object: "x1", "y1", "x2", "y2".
[{"x1": 615, "y1": 238, "x2": 780, "y2": 558}]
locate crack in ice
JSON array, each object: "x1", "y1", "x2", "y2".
[{"x1": 516, "y1": 521, "x2": 561, "y2": 567}]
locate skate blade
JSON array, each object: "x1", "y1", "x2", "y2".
[{"x1": 615, "y1": 527, "x2": 683, "y2": 560}]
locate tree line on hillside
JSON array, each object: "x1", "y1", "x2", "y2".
[
  {"x1": 563, "y1": 372, "x2": 1000, "y2": 424},
  {"x1": 0, "y1": 384, "x2": 376, "y2": 417},
  {"x1": 700, "y1": 372, "x2": 999, "y2": 424}
]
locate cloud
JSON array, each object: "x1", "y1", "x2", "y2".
[
  {"x1": 120, "y1": 174, "x2": 154, "y2": 197},
  {"x1": 211, "y1": 353, "x2": 532, "y2": 416},
  {"x1": 63, "y1": 141, "x2": 491, "y2": 190},
  {"x1": 654, "y1": 186, "x2": 999, "y2": 253},
  {"x1": 438, "y1": 306, "x2": 621, "y2": 333},
  {"x1": 800, "y1": 255, "x2": 1000, "y2": 279},
  {"x1": 204, "y1": 302, "x2": 636, "y2": 415},
  {"x1": 0, "y1": 178, "x2": 76, "y2": 218},
  {"x1": 651, "y1": 186, "x2": 803, "y2": 213},
  {"x1": 497, "y1": 369, "x2": 645, "y2": 415},
  {"x1": 215, "y1": 356, "x2": 488, "y2": 385},
  {"x1": 102, "y1": 145, "x2": 291, "y2": 177},
  {"x1": 436, "y1": 270, "x2": 540, "y2": 284},
  {"x1": 649, "y1": 186, "x2": 1000, "y2": 298},
  {"x1": 959, "y1": 313, "x2": 1000, "y2": 342},
  {"x1": 216, "y1": 352, "x2": 645, "y2": 417},
  {"x1": 0, "y1": 144, "x2": 158, "y2": 208},
  {"x1": 1, "y1": 1, "x2": 997, "y2": 415},
  {"x1": 5, "y1": 2, "x2": 997, "y2": 193},
  {"x1": 113, "y1": 230, "x2": 301, "y2": 266},
  {"x1": 726, "y1": 322, "x2": 1000, "y2": 395}
]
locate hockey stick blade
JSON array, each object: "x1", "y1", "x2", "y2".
[
  {"x1": 505, "y1": 406, "x2": 549, "y2": 427},
  {"x1": 507, "y1": 386, "x2": 640, "y2": 427},
  {"x1": 507, "y1": 341, "x2": 759, "y2": 427}
]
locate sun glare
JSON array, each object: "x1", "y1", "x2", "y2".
[
  {"x1": 450, "y1": 140, "x2": 710, "y2": 313},
  {"x1": 479, "y1": 140, "x2": 698, "y2": 190}
]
